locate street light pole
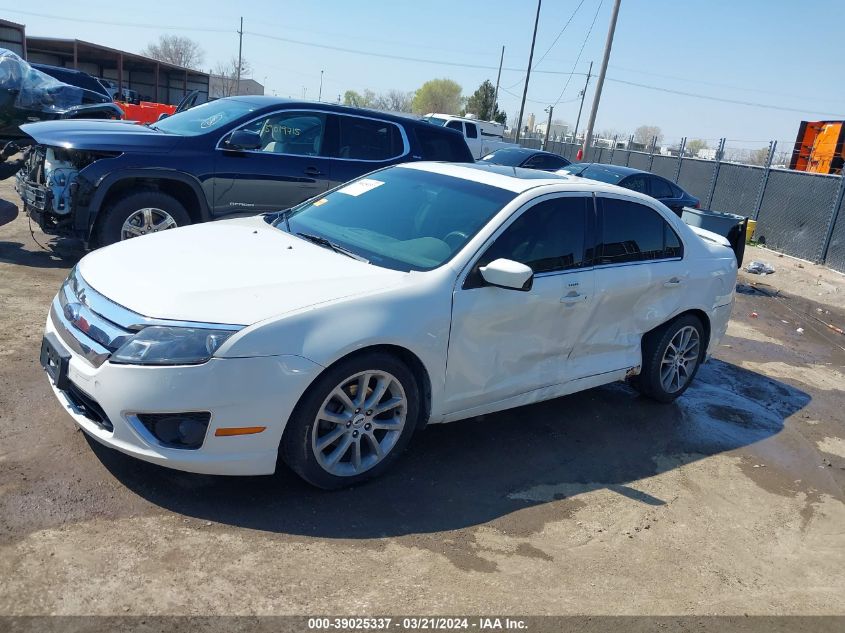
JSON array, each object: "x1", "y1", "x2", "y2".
[
  {"x1": 543, "y1": 105, "x2": 553, "y2": 150},
  {"x1": 580, "y1": 0, "x2": 621, "y2": 161},
  {"x1": 493, "y1": 45, "x2": 504, "y2": 118},
  {"x1": 318, "y1": 70, "x2": 324, "y2": 102},
  {"x1": 515, "y1": 0, "x2": 541, "y2": 142},
  {"x1": 572, "y1": 61, "x2": 593, "y2": 143}
]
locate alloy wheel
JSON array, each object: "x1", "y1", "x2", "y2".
[
  {"x1": 660, "y1": 325, "x2": 700, "y2": 393},
  {"x1": 121, "y1": 207, "x2": 178, "y2": 240},
  {"x1": 311, "y1": 370, "x2": 407, "y2": 477}
]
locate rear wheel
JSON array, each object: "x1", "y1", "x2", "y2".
[
  {"x1": 96, "y1": 190, "x2": 190, "y2": 247},
  {"x1": 281, "y1": 352, "x2": 420, "y2": 489},
  {"x1": 633, "y1": 314, "x2": 705, "y2": 403}
]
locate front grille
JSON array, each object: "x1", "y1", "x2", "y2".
[
  {"x1": 15, "y1": 173, "x2": 51, "y2": 211},
  {"x1": 64, "y1": 383, "x2": 113, "y2": 431}
]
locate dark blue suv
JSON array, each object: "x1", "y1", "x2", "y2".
[{"x1": 15, "y1": 96, "x2": 473, "y2": 246}]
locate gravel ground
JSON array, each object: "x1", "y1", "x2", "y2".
[{"x1": 1, "y1": 179, "x2": 844, "y2": 616}]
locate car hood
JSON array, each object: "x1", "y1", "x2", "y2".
[
  {"x1": 77, "y1": 216, "x2": 407, "y2": 325},
  {"x1": 20, "y1": 119, "x2": 181, "y2": 153}
]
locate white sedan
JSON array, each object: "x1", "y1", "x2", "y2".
[{"x1": 41, "y1": 163, "x2": 737, "y2": 488}]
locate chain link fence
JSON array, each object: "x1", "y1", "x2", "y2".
[{"x1": 516, "y1": 137, "x2": 845, "y2": 273}]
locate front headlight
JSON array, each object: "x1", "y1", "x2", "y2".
[{"x1": 110, "y1": 326, "x2": 237, "y2": 366}]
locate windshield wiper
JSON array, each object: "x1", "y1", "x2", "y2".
[{"x1": 296, "y1": 232, "x2": 369, "y2": 263}]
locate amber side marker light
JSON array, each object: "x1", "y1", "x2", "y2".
[{"x1": 215, "y1": 426, "x2": 267, "y2": 437}]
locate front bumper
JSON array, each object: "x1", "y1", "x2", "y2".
[{"x1": 44, "y1": 310, "x2": 324, "y2": 476}]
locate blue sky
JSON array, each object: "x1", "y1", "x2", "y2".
[{"x1": 3, "y1": 0, "x2": 844, "y2": 150}]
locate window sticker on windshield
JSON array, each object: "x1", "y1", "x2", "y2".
[
  {"x1": 200, "y1": 113, "x2": 224, "y2": 128},
  {"x1": 313, "y1": 198, "x2": 328, "y2": 207},
  {"x1": 337, "y1": 178, "x2": 384, "y2": 197}
]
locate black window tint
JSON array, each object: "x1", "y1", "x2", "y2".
[
  {"x1": 622, "y1": 174, "x2": 649, "y2": 194},
  {"x1": 474, "y1": 197, "x2": 587, "y2": 278},
  {"x1": 446, "y1": 120, "x2": 463, "y2": 132},
  {"x1": 414, "y1": 126, "x2": 473, "y2": 161},
  {"x1": 664, "y1": 223, "x2": 683, "y2": 258},
  {"x1": 650, "y1": 176, "x2": 675, "y2": 198},
  {"x1": 524, "y1": 154, "x2": 565, "y2": 170},
  {"x1": 599, "y1": 198, "x2": 678, "y2": 263},
  {"x1": 465, "y1": 122, "x2": 478, "y2": 138},
  {"x1": 336, "y1": 116, "x2": 403, "y2": 160},
  {"x1": 669, "y1": 182, "x2": 684, "y2": 198}
]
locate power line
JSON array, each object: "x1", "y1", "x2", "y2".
[
  {"x1": 552, "y1": 0, "x2": 602, "y2": 106},
  {"x1": 504, "y1": 0, "x2": 587, "y2": 90},
  {"x1": 0, "y1": 8, "x2": 232, "y2": 33}
]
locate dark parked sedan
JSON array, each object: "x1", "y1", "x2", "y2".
[
  {"x1": 559, "y1": 163, "x2": 699, "y2": 216},
  {"x1": 479, "y1": 147, "x2": 571, "y2": 171}
]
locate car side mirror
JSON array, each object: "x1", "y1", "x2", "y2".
[
  {"x1": 226, "y1": 129, "x2": 262, "y2": 151},
  {"x1": 479, "y1": 258, "x2": 534, "y2": 291}
]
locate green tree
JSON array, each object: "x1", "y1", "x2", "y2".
[
  {"x1": 686, "y1": 138, "x2": 709, "y2": 157},
  {"x1": 411, "y1": 79, "x2": 462, "y2": 115},
  {"x1": 343, "y1": 89, "x2": 377, "y2": 108},
  {"x1": 464, "y1": 79, "x2": 505, "y2": 123}
]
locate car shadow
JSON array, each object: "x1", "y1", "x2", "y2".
[{"x1": 90, "y1": 359, "x2": 809, "y2": 538}]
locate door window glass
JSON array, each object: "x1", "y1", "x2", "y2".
[
  {"x1": 622, "y1": 174, "x2": 649, "y2": 194},
  {"x1": 245, "y1": 111, "x2": 326, "y2": 156},
  {"x1": 446, "y1": 120, "x2": 464, "y2": 133},
  {"x1": 470, "y1": 197, "x2": 588, "y2": 285},
  {"x1": 336, "y1": 115, "x2": 405, "y2": 160},
  {"x1": 465, "y1": 122, "x2": 478, "y2": 138},
  {"x1": 649, "y1": 176, "x2": 675, "y2": 198},
  {"x1": 597, "y1": 198, "x2": 683, "y2": 263}
]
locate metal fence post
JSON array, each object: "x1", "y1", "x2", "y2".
[
  {"x1": 648, "y1": 136, "x2": 657, "y2": 171},
  {"x1": 626, "y1": 134, "x2": 634, "y2": 166},
  {"x1": 674, "y1": 137, "x2": 687, "y2": 183},
  {"x1": 752, "y1": 140, "x2": 777, "y2": 221},
  {"x1": 705, "y1": 138, "x2": 726, "y2": 210},
  {"x1": 608, "y1": 135, "x2": 618, "y2": 164},
  {"x1": 819, "y1": 167, "x2": 845, "y2": 263}
]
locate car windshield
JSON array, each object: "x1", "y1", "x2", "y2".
[
  {"x1": 150, "y1": 99, "x2": 259, "y2": 136},
  {"x1": 280, "y1": 167, "x2": 516, "y2": 272},
  {"x1": 480, "y1": 149, "x2": 529, "y2": 166},
  {"x1": 422, "y1": 116, "x2": 448, "y2": 126},
  {"x1": 580, "y1": 166, "x2": 626, "y2": 184}
]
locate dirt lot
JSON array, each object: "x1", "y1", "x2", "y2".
[{"x1": 1, "y1": 179, "x2": 844, "y2": 616}]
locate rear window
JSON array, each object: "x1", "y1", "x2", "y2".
[
  {"x1": 337, "y1": 115, "x2": 405, "y2": 160},
  {"x1": 581, "y1": 166, "x2": 625, "y2": 184},
  {"x1": 414, "y1": 126, "x2": 473, "y2": 162}
]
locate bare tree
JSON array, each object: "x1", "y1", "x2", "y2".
[
  {"x1": 211, "y1": 57, "x2": 252, "y2": 98},
  {"x1": 747, "y1": 147, "x2": 771, "y2": 166},
  {"x1": 633, "y1": 125, "x2": 664, "y2": 146},
  {"x1": 374, "y1": 89, "x2": 414, "y2": 113},
  {"x1": 141, "y1": 35, "x2": 204, "y2": 69}
]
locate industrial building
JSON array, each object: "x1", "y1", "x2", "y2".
[{"x1": 0, "y1": 21, "x2": 263, "y2": 105}]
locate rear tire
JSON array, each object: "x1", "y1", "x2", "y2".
[
  {"x1": 633, "y1": 314, "x2": 705, "y2": 403},
  {"x1": 95, "y1": 190, "x2": 190, "y2": 247},
  {"x1": 281, "y1": 352, "x2": 420, "y2": 489}
]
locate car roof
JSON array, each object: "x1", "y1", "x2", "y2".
[
  {"x1": 574, "y1": 163, "x2": 647, "y2": 177},
  {"x1": 399, "y1": 162, "x2": 597, "y2": 193},
  {"x1": 224, "y1": 95, "x2": 433, "y2": 128}
]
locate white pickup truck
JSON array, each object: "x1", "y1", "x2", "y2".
[{"x1": 421, "y1": 113, "x2": 520, "y2": 159}]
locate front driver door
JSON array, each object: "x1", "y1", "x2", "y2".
[
  {"x1": 213, "y1": 110, "x2": 332, "y2": 216},
  {"x1": 444, "y1": 194, "x2": 595, "y2": 415}
]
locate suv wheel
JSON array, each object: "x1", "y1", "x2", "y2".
[
  {"x1": 281, "y1": 352, "x2": 420, "y2": 489},
  {"x1": 633, "y1": 314, "x2": 705, "y2": 403},
  {"x1": 97, "y1": 190, "x2": 190, "y2": 247}
]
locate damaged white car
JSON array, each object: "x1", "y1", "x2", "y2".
[{"x1": 41, "y1": 163, "x2": 737, "y2": 488}]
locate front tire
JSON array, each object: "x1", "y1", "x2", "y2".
[
  {"x1": 633, "y1": 314, "x2": 705, "y2": 403},
  {"x1": 96, "y1": 190, "x2": 190, "y2": 247},
  {"x1": 281, "y1": 352, "x2": 420, "y2": 489}
]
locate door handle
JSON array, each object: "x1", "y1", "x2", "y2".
[
  {"x1": 304, "y1": 166, "x2": 324, "y2": 176},
  {"x1": 664, "y1": 277, "x2": 683, "y2": 288},
  {"x1": 560, "y1": 293, "x2": 585, "y2": 304}
]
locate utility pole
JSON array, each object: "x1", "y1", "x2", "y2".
[
  {"x1": 572, "y1": 61, "x2": 593, "y2": 143},
  {"x1": 543, "y1": 105, "x2": 553, "y2": 149},
  {"x1": 318, "y1": 70, "x2": 324, "y2": 102},
  {"x1": 580, "y1": 0, "x2": 621, "y2": 161},
  {"x1": 236, "y1": 16, "x2": 243, "y2": 96},
  {"x1": 493, "y1": 45, "x2": 505, "y2": 119},
  {"x1": 515, "y1": 0, "x2": 542, "y2": 142}
]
